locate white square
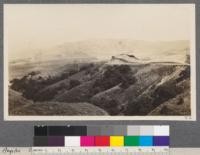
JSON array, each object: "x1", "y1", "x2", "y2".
[
  {"x1": 65, "y1": 136, "x2": 80, "y2": 147},
  {"x1": 140, "y1": 126, "x2": 154, "y2": 136},
  {"x1": 154, "y1": 126, "x2": 169, "y2": 136}
]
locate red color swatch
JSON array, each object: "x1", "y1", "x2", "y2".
[{"x1": 95, "y1": 136, "x2": 110, "y2": 146}]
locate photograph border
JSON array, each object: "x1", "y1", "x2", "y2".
[{"x1": 3, "y1": 3, "x2": 197, "y2": 121}]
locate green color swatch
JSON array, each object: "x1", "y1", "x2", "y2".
[{"x1": 124, "y1": 136, "x2": 139, "y2": 146}]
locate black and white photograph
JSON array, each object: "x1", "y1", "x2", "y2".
[{"x1": 4, "y1": 4, "x2": 196, "y2": 120}]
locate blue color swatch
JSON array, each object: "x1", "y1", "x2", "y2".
[{"x1": 139, "y1": 136, "x2": 153, "y2": 146}]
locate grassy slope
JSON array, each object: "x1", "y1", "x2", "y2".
[
  {"x1": 9, "y1": 89, "x2": 108, "y2": 116},
  {"x1": 9, "y1": 62, "x2": 190, "y2": 116}
]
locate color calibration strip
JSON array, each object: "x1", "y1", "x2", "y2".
[{"x1": 34, "y1": 126, "x2": 169, "y2": 147}]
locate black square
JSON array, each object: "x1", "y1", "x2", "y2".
[
  {"x1": 34, "y1": 126, "x2": 48, "y2": 136},
  {"x1": 48, "y1": 126, "x2": 87, "y2": 136}
]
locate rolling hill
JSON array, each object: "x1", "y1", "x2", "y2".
[{"x1": 8, "y1": 40, "x2": 191, "y2": 116}]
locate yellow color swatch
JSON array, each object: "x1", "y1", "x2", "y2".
[{"x1": 110, "y1": 136, "x2": 124, "y2": 146}]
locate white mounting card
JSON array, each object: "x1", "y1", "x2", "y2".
[{"x1": 3, "y1": 4, "x2": 196, "y2": 121}]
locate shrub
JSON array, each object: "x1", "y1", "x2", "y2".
[
  {"x1": 94, "y1": 65, "x2": 136, "y2": 91},
  {"x1": 80, "y1": 63, "x2": 94, "y2": 71},
  {"x1": 69, "y1": 79, "x2": 81, "y2": 89},
  {"x1": 125, "y1": 94, "x2": 154, "y2": 115}
]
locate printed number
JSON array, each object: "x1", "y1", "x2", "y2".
[{"x1": 85, "y1": 149, "x2": 88, "y2": 152}]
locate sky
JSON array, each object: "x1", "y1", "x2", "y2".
[{"x1": 4, "y1": 4, "x2": 195, "y2": 59}]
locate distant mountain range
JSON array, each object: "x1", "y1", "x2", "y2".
[{"x1": 10, "y1": 39, "x2": 189, "y2": 62}]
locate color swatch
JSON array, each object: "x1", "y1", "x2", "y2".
[
  {"x1": 34, "y1": 125, "x2": 169, "y2": 147},
  {"x1": 139, "y1": 136, "x2": 153, "y2": 146},
  {"x1": 110, "y1": 136, "x2": 124, "y2": 146},
  {"x1": 48, "y1": 136, "x2": 64, "y2": 147},
  {"x1": 153, "y1": 136, "x2": 170, "y2": 146},
  {"x1": 65, "y1": 136, "x2": 80, "y2": 147},
  {"x1": 81, "y1": 136, "x2": 95, "y2": 146},
  {"x1": 95, "y1": 136, "x2": 110, "y2": 146},
  {"x1": 124, "y1": 136, "x2": 139, "y2": 146}
]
